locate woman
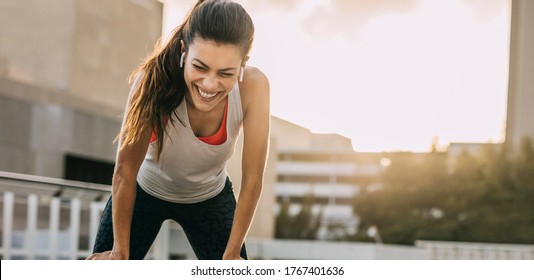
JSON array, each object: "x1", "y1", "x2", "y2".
[{"x1": 86, "y1": 0, "x2": 269, "y2": 260}]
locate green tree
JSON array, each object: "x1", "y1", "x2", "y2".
[
  {"x1": 352, "y1": 151, "x2": 451, "y2": 244},
  {"x1": 275, "y1": 199, "x2": 292, "y2": 239},
  {"x1": 274, "y1": 194, "x2": 322, "y2": 240},
  {"x1": 351, "y1": 139, "x2": 534, "y2": 245}
]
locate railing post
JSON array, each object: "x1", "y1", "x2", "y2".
[
  {"x1": 88, "y1": 202, "x2": 105, "y2": 253},
  {"x1": 49, "y1": 198, "x2": 60, "y2": 260},
  {"x1": 2, "y1": 192, "x2": 14, "y2": 260},
  {"x1": 26, "y1": 194, "x2": 38, "y2": 259},
  {"x1": 69, "y1": 199, "x2": 81, "y2": 260}
]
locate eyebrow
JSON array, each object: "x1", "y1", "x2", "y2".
[{"x1": 192, "y1": 58, "x2": 237, "y2": 72}]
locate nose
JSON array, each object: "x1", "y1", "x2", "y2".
[{"x1": 202, "y1": 74, "x2": 219, "y2": 92}]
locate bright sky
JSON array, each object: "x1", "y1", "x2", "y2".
[{"x1": 162, "y1": 0, "x2": 511, "y2": 152}]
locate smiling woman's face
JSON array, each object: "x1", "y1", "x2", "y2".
[{"x1": 182, "y1": 37, "x2": 243, "y2": 112}]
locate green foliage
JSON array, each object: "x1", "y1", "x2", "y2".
[
  {"x1": 275, "y1": 199, "x2": 292, "y2": 238},
  {"x1": 351, "y1": 138, "x2": 534, "y2": 245},
  {"x1": 275, "y1": 194, "x2": 322, "y2": 240}
]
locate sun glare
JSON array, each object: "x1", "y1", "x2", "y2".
[{"x1": 164, "y1": 0, "x2": 510, "y2": 152}]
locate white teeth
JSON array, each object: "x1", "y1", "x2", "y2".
[{"x1": 198, "y1": 87, "x2": 217, "y2": 99}]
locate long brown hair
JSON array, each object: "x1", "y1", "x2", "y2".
[{"x1": 118, "y1": 0, "x2": 254, "y2": 160}]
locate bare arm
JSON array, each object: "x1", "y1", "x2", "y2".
[
  {"x1": 87, "y1": 76, "x2": 150, "y2": 260},
  {"x1": 223, "y1": 67, "x2": 270, "y2": 260},
  {"x1": 106, "y1": 129, "x2": 150, "y2": 259}
]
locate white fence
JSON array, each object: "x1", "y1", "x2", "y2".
[
  {"x1": 1, "y1": 191, "x2": 105, "y2": 260},
  {"x1": 2, "y1": 171, "x2": 534, "y2": 260},
  {"x1": 416, "y1": 240, "x2": 534, "y2": 260},
  {"x1": 0, "y1": 171, "x2": 177, "y2": 260}
]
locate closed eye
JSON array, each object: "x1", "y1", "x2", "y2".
[
  {"x1": 192, "y1": 64, "x2": 207, "y2": 71},
  {"x1": 220, "y1": 72, "x2": 234, "y2": 77}
]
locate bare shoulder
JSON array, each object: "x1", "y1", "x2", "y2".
[{"x1": 239, "y1": 66, "x2": 270, "y2": 113}]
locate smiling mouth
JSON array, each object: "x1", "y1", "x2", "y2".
[{"x1": 196, "y1": 85, "x2": 220, "y2": 100}]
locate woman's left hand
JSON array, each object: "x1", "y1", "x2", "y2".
[{"x1": 222, "y1": 251, "x2": 244, "y2": 260}]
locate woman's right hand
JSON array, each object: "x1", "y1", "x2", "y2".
[{"x1": 86, "y1": 250, "x2": 128, "y2": 260}]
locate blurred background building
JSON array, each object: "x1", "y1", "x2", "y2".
[
  {"x1": 0, "y1": 0, "x2": 162, "y2": 181},
  {"x1": 506, "y1": 0, "x2": 534, "y2": 152}
]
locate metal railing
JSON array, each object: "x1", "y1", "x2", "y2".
[
  {"x1": 0, "y1": 171, "x2": 114, "y2": 259},
  {"x1": 0, "y1": 171, "x2": 195, "y2": 260},
  {"x1": 2, "y1": 171, "x2": 534, "y2": 260}
]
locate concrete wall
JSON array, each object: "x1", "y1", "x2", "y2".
[
  {"x1": 0, "y1": 83, "x2": 121, "y2": 177},
  {"x1": 0, "y1": 0, "x2": 163, "y2": 178},
  {"x1": 506, "y1": 0, "x2": 534, "y2": 150},
  {"x1": 0, "y1": 0, "x2": 75, "y2": 90},
  {"x1": 0, "y1": 95, "x2": 34, "y2": 174},
  {"x1": 270, "y1": 116, "x2": 353, "y2": 152},
  {"x1": 70, "y1": 0, "x2": 163, "y2": 109},
  {"x1": 0, "y1": 0, "x2": 162, "y2": 111},
  {"x1": 270, "y1": 116, "x2": 314, "y2": 151}
]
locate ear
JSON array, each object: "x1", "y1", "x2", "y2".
[
  {"x1": 242, "y1": 56, "x2": 250, "y2": 66},
  {"x1": 180, "y1": 40, "x2": 185, "y2": 53}
]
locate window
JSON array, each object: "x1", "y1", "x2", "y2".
[{"x1": 64, "y1": 154, "x2": 114, "y2": 185}]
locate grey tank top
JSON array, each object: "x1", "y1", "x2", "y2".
[{"x1": 137, "y1": 83, "x2": 244, "y2": 203}]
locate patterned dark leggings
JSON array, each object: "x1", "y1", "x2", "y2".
[{"x1": 92, "y1": 177, "x2": 247, "y2": 260}]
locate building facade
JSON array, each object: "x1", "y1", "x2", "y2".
[
  {"x1": 506, "y1": 0, "x2": 534, "y2": 151},
  {"x1": 245, "y1": 117, "x2": 387, "y2": 240},
  {"x1": 0, "y1": 0, "x2": 163, "y2": 180}
]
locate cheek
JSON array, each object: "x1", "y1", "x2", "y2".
[
  {"x1": 184, "y1": 68, "x2": 203, "y2": 83},
  {"x1": 183, "y1": 71, "x2": 198, "y2": 89},
  {"x1": 222, "y1": 79, "x2": 237, "y2": 91},
  {"x1": 182, "y1": 71, "x2": 194, "y2": 92},
  {"x1": 183, "y1": 67, "x2": 191, "y2": 80}
]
